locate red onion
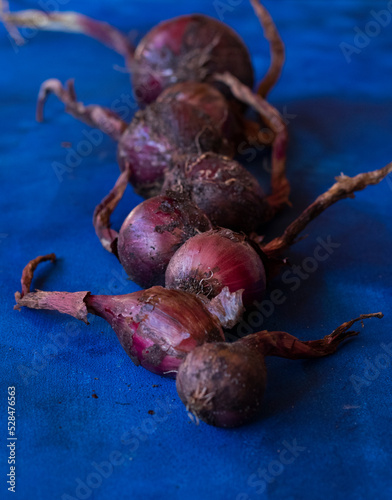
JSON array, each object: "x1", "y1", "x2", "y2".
[
  {"x1": 157, "y1": 82, "x2": 243, "y2": 155},
  {"x1": 116, "y1": 193, "x2": 213, "y2": 288},
  {"x1": 117, "y1": 99, "x2": 229, "y2": 197},
  {"x1": 165, "y1": 229, "x2": 268, "y2": 308},
  {"x1": 131, "y1": 13, "x2": 254, "y2": 106},
  {"x1": 36, "y1": 79, "x2": 229, "y2": 198},
  {"x1": 177, "y1": 313, "x2": 383, "y2": 427},
  {"x1": 14, "y1": 255, "x2": 244, "y2": 378},
  {"x1": 2, "y1": 1, "x2": 285, "y2": 105},
  {"x1": 162, "y1": 153, "x2": 270, "y2": 232}
]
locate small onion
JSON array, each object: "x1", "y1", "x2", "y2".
[
  {"x1": 117, "y1": 192, "x2": 213, "y2": 288},
  {"x1": 158, "y1": 82, "x2": 243, "y2": 153},
  {"x1": 131, "y1": 14, "x2": 254, "y2": 106},
  {"x1": 165, "y1": 229, "x2": 267, "y2": 308},
  {"x1": 163, "y1": 153, "x2": 270, "y2": 232}
]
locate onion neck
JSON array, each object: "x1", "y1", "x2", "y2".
[{"x1": 15, "y1": 290, "x2": 90, "y2": 323}]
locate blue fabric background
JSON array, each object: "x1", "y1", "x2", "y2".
[{"x1": 1, "y1": 1, "x2": 392, "y2": 499}]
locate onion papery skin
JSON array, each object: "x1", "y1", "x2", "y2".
[{"x1": 165, "y1": 229, "x2": 267, "y2": 308}]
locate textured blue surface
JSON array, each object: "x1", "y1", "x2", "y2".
[{"x1": 1, "y1": 1, "x2": 392, "y2": 499}]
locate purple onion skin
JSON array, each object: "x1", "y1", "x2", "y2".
[
  {"x1": 86, "y1": 287, "x2": 226, "y2": 377},
  {"x1": 117, "y1": 100, "x2": 230, "y2": 198},
  {"x1": 132, "y1": 14, "x2": 254, "y2": 107},
  {"x1": 163, "y1": 153, "x2": 269, "y2": 233},
  {"x1": 158, "y1": 83, "x2": 242, "y2": 153},
  {"x1": 165, "y1": 229, "x2": 267, "y2": 308},
  {"x1": 117, "y1": 193, "x2": 213, "y2": 288}
]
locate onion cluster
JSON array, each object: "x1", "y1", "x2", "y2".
[
  {"x1": 8, "y1": 1, "x2": 392, "y2": 429},
  {"x1": 2, "y1": 1, "x2": 289, "y2": 200}
]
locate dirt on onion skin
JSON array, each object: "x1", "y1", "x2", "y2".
[
  {"x1": 163, "y1": 153, "x2": 270, "y2": 233},
  {"x1": 176, "y1": 342, "x2": 266, "y2": 428},
  {"x1": 117, "y1": 100, "x2": 231, "y2": 198},
  {"x1": 117, "y1": 192, "x2": 213, "y2": 288}
]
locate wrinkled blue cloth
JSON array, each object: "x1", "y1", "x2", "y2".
[{"x1": 1, "y1": 1, "x2": 391, "y2": 499}]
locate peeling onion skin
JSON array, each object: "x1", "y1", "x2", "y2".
[
  {"x1": 86, "y1": 289, "x2": 226, "y2": 377},
  {"x1": 165, "y1": 229, "x2": 267, "y2": 308},
  {"x1": 117, "y1": 100, "x2": 230, "y2": 198},
  {"x1": 132, "y1": 14, "x2": 254, "y2": 107},
  {"x1": 177, "y1": 313, "x2": 384, "y2": 427},
  {"x1": 163, "y1": 153, "x2": 270, "y2": 233},
  {"x1": 14, "y1": 255, "x2": 245, "y2": 378},
  {"x1": 117, "y1": 193, "x2": 213, "y2": 288}
]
